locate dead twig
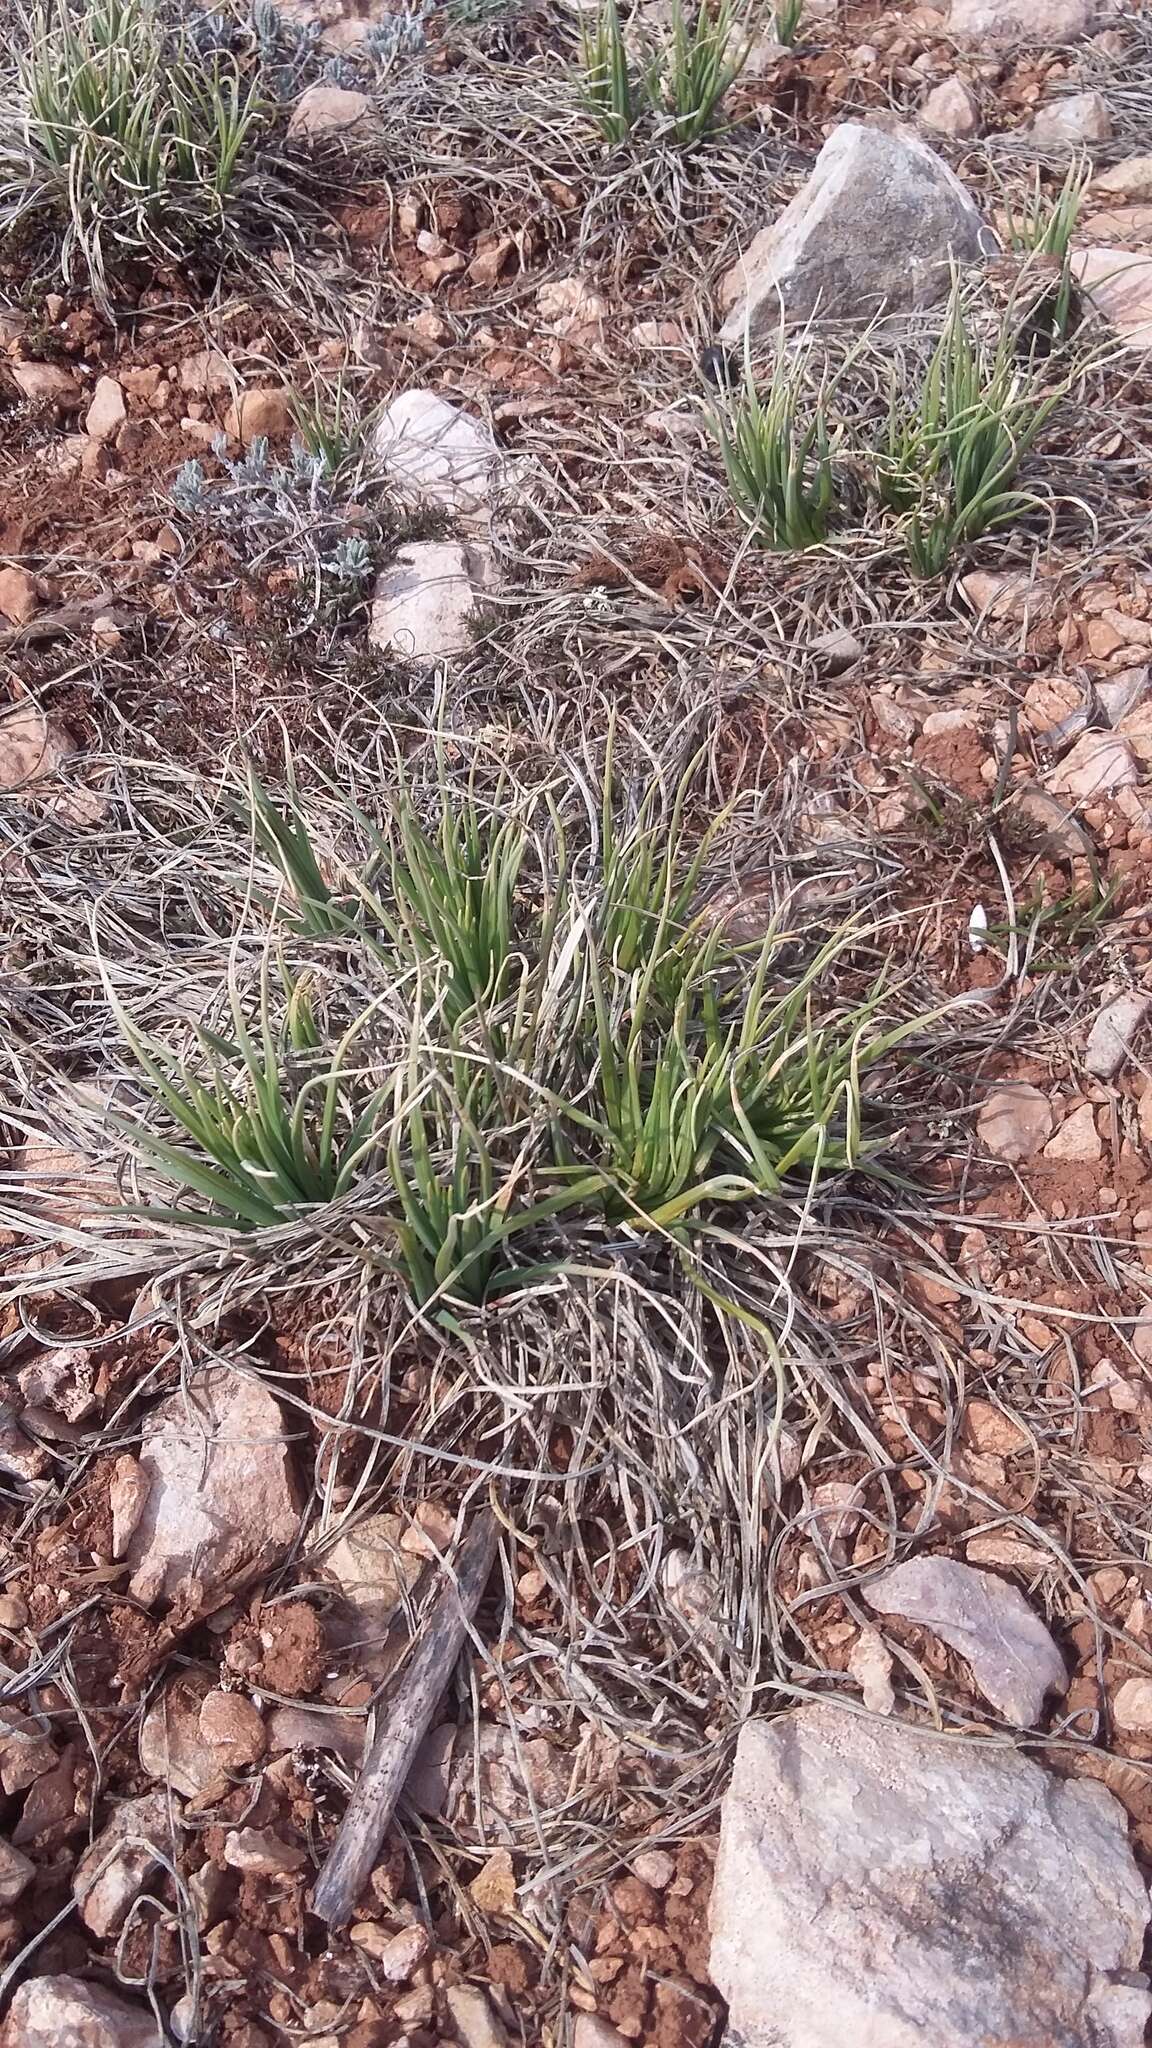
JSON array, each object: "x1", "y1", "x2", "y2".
[{"x1": 311, "y1": 1507, "x2": 499, "y2": 1927}]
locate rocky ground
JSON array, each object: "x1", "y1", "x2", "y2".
[{"x1": 4, "y1": 0, "x2": 1152, "y2": 2042}]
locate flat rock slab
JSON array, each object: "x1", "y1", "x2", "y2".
[
  {"x1": 949, "y1": 0, "x2": 1088, "y2": 39},
  {"x1": 863, "y1": 1555, "x2": 1066, "y2": 1726},
  {"x1": 719, "y1": 122, "x2": 986, "y2": 338},
  {"x1": 711, "y1": 1703, "x2": 1151, "y2": 2048},
  {"x1": 1073, "y1": 247, "x2": 1152, "y2": 350},
  {"x1": 127, "y1": 1369, "x2": 301, "y2": 1609},
  {"x1": 370, "y1": 541, "x2": 488, "y2": 661}
]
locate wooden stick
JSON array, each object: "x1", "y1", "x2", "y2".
[{"x1": 311, "y1": 1509, "x2": 498, "y2": 1927}]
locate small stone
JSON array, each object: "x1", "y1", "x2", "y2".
[
  {"x1": 468, "y1": 236, "x2": 514, "y2": 287},
  {"x1": 127, "y1": 1370, "x2": 301, "y2": 1611},
  {"x1": 139, "y1": 1678, "x2": 227, "y2": 1801},
  {"x1": 1044, "y1": 1102, "x2": 1102, "y2": 1163},
  {"x1": 109, "y1": 1454, "x2": 150, "y2": 1560},
  {"x1": 408, "y1": 309, "x2": 449, "y2": 347},
  {"x1": 223, "y1": 386, "x2": 293, "y2": 446},
  {"x1": 84, "y1": 375, "x2": 126, "y2": 442},
  {"x1": 810, "y1": 626, "x2": 864, "y2": 672},
  {"x1": 630, "y1": 1848, "x2": 675, "y2": 1889},
  {"x1": 198, "y1": 1690, "x2": 265, "y2": 1769},
  {"x1": 372, "y1": 390, "x2": 500, "y2": 514},
  {"x1": 1048, "y1": 731, "x2": 1138, "y2": 802},
  {"x1": 1085, "y1": 991, "x2": 1151, "y2": 1081},
  {"x1": 1031, "y1": 91, "x2": 1111, "y2": 148},
  {"x1": 574, "y1": 2022, "x2": 630, "y2": 2048},
  {"x1": 1113, "y1": 1677, "x2": 1152, "y2": 1733},
  {"x1": 965, "y1": 1399, "x2": 1029, "y2": 1455},
  {"x1": 920, "y1": 76, "x2": 979, "y2": 137},
  {"x1": 0, "y1": 1838, "x2": 34, "y2": 1904},
  {"x1": 287, "y1": 83, "x2": 370, "y2": 141},
  {"x1": 444, "y1": 1985, "x2": 508, "y2": 2048},
  {"x1": 718, "y1": 121, "x2": 985, "y2": 338},
  {"x1": 536, "y1": 275, "x2": 607, "y2": 339},
  {"x1": 847, "y1": 1626, "x2": 896, "y2": 1714},
  {"x1": 1072, "y1": 248, "x2": 1152, "y2": 350},
  {"x1": 352, "y1": 1916, "x2": 428, "y2": 1982},
  {"x1": 948, "y1": 0, "x2": 1087, "y2": 40},
  {"x1": 1096, "y1": 157, "x2": 1152, "y2": 203},
  {"x1": 369, "y1": 541, "x2": 487, "y2": 661},
  {"x1": 10, "y1": 360, "x2": 81, "y2": 408},
  {"x1": 864, "y1": 1555, "x2": 1066, "y2": 1726},
  {"x1": 965, "y1": 1533, "x2": 1053, "y2": 1571},
  {"x1": 0, "y1": 1709, "x2": 56, "y2": 1794},
  {"x1": 977, "y1": 1083, "x2": 1054, "y2": 1162},
  {"x1": 73, "y1": 1791, "x2": 175, "y2": 1937},
  {"x1": 0, "y1": 566, "x2": 38, "y2": 624},
  {"x1": 222, "y1": 1826, "x2": 308, "y2": 1875},
  {"x1": 469, "y1": 1848, "x2": 516, "y2": 1914},
  {"x1": 710, "y1": 1704, "x2": 1150, "y2": 2048},
  {"x1": 267, "y1": 1706, "x2": 365, "y2": 1768},
  {"x1": 0, "y1": 1976, "x2": 161, "y2": 2048},
  {"x1": 1009, "y1": 783, "x2": 1095, "y2": 861},
  {"x1": 400, "y1": 1501, "x2": 458, "y2": 1558},
  {"x1": 0, "y1": 1596, "x2": 27, "y2": 1631},
  {"x1": 322, "y1": 1512, "x2": 424, "y2": 1679}
]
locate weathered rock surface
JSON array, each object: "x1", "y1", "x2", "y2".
[
  {"x1": 0, "y1": 1836, "x2": 34, "y2": 1903},
  {"x1": 864, "y1": 1555, "x2": 1066, "y2": 1726},
  {"x1": 0, "y1": 1975, "x2": 163, "y2": 2046},
  {"x1": 920, "y1": 76, "x2": 980, "y2": 137},
  {"x1": 127, "y1": 1370, "x2": 301, "y2": 1609},
  {"x1": 445, "y1": 1985, "x2": 508, "y2": 2048},
  {"x1": 1031, "y1": 89, "x2": 1112, "y2": 147},
  {"x1": 287, "y1": 83, "x2": 370, "y2": 141},
  {"x1": 1049, "y1": 729, "x2": 1138, "y2": 801},
  {"x1": 85, "y1": 375, "x2": 126, "y2": 443},
  {"x1": 0, "y1": 565, "x2": 39, "y2": 623},
  {"x1": 710, "y1": 1703, "x2": 1151, "y2": 2048},
  {"x1": 1085, "y1": 991, "x2": 1152, "y2": 1080},
  {"x1": 139, "y1": 1677, "x2": 228, "y2": 1800},
  {"x1": 1044, "y1": 1100, "x2": 1103, "y2": 1162},
  {"x1": 372, "y1": 389, "x2": 500, "y2": 514},
  {"x1": 1096, "y1": 156, "x2": 1152, "y2": 202},
  {"x1": 73, "y1": 1792, "x2": 176, "y2": 1937},
  {"x1": 223, "y1": 385, "x2": 293, "y2": 446},
  {"x1": 949, "y1": 0, "x2": 1088, "y2": 42},
  {"x1": 1073, "y1": 247, "x2": 1152, "y2": 349},
  {"x1": 976, "y1": 1081, "x2": 1054, "y2": 1161},
  {"x1": 321, "y1": 1511, "x2": 425, "y2": 1679},
  {"x1": 369, "y1": 540, "x2": 488, "y2": 660},
  {"x1": 719, "y1": 122, "x2": 986, "y2": 338}
]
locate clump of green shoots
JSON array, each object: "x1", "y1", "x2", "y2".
[
  {"x1": 879, "y1": 285, "x2": 1064, "y2": 577},
  {"x1": 704, "y1": 327, "x2": 839, "y2": 550},
  {"x1": 109, "y1": 731, "x2": 934, "y2": 1323},
  {"x1": 773, "y1": 0, "x2": 804, "y2": 43},
  {"x1": 0, "y1": 0, "x2": 272, "y2": 301},
  {"x1": 577, "y1": 0, "x2": 751, "y2": 148}
]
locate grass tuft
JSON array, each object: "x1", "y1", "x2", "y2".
[{"x1": 704, "y1": 327, "x2": 839, "y2": 550}]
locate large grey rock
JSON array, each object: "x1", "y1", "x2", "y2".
[
  {"x1": 711, "y1": 1704, "x2": 1151, "y2": 2048},
  {"x1": 949, "y1": 0, "x2": 1089, "y2": 42},
  {"x1": 126, "y1": 1369, "x2": 301, "y2": 1609},
  {"x1": 719, "y1": 123, "x2": 986, "y2": 338}
]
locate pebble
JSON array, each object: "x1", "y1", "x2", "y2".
[
  {"x1": 976, "y1": 1084, "x2": 1055, "y2": 1162},
  {"x1": 222, "y1": 1825, "x2": 308, "y2": 1875},
  {"x1": 84, "y1": 375, "x2": 126, "y2": 443}
]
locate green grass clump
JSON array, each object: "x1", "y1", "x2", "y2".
[
  {"x1": 108, "y1": 732, "x2": 934, "y2": 1324},
  {"x1": 879, "y1": 288, "x2": 1063, "y2": 577},
  {"x1": 0, "y1": 0, "x2": 274, "y2": 301},
  {"x1": 577, "y1": 0, "x2": 751, "y2": 148},
  {"x1": 704, "y1": 330, "x2": 839, "y2": 550}
]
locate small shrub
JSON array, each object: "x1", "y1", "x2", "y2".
[
  {"x1": 578, "y1": 0, "x2": 637, "y2": 145},
  {"x1": 0, "y1": 0, "x2": 273, "y2": 300}
]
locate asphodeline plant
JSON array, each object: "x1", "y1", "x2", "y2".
[
  {"x1": 705, "y1": 325, "x2": 839, "y2": 550},
  {"x1": 772, "y1": 0, "x2": 804, "y2": 43},
  {"x1": 576, "y1": 0, "x2": 751, "y2": 148},
  {"x1": 994, "y1": 157, "x2": 1089, "y2": 343},
  {"x1": 882, "y1": 285, "x2": 1064, "y2": 577},
  {"x1": 1, "y1": 0, "x2": 270, "y2": 298},
  {"x1": 109, "y1": 739, "x2": 937, "y2": 1318}
]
